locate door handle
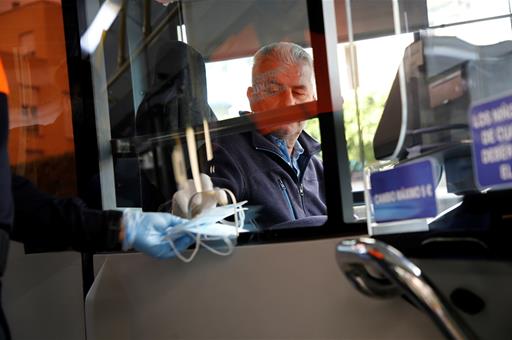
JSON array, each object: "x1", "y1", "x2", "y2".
[{"x1": 336, "y1": 237, "x2": 475, "y2": 340}]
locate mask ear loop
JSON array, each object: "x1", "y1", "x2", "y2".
[
  {"x1": 187, "y1": 188, "x2": 244, "y2": 257},
  {"x1": 165, "y1": 195, "x2": 204, "y2": 263},
  {"x1": 166, "y1": 230, "x2": 201, "y2": 263},
  {"x1": 168, "y1": 188, "x2": 246, "y2": 262},
  {"x1": 220, "y1": 188, "x2": 243, "y2": 236},
  {"x1": 198, "y1": 235, "x2": 235, "y2": 256}
]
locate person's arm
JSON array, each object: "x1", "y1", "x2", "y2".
[
  {"x1": 11, "y1": 175, "x2": 123, "y2": 253},
  {"x1": 11, "y1": 175, "x2": 195, "y2": 258}
]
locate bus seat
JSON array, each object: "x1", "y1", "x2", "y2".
[{"x1": 135, "y1": 41, "x2": 216, "y2": 210}]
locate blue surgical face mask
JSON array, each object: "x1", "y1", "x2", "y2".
[{"x1": 165, "y1": 191, "x2": 247, "y2": 263}]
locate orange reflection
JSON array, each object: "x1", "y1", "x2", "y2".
[
  {"x1": 248, "y1": 101, "x2": 320, "y2": 135},
  {"x1": 0, "y1": 1, "x2": 76, "y2": 196},
  {"x1": 0, "y1": 59, "x2": 8, "y2": 95}
]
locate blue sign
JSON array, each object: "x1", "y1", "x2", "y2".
[
  {"x1": 470, "y1": 93, "x2": 512, "y2": 189},
  {"x1": 370, "y1": 159, "x2": 437, "y2": 223}
]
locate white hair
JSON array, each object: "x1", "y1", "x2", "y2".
[{"x1": 252, "y1": 42, "x2": 313, "y2": 83}]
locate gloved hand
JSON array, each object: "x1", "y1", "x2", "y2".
[
  {"x1": 172, "y1": 173, "x2": 228, "y2": 218},
  {"x1": 121, "y1": 210, "x2": 194, "y2": 259}
]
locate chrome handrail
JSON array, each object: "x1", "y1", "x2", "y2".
[{"x1": 336, "y1": 237, "x2": 475, "y2": 340}]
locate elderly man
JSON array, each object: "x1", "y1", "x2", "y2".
[{"x1": 209, "y1": 42, "x2": 326, "y2": 228}]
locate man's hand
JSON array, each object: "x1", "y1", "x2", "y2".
[
  {"x1": 121, "y1": 211, "x2": 194, "y2": 259},
  {"x1": 172, "y1": 173, "x2": 227, "y2": 218}
]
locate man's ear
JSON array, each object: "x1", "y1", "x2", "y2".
[
  {"x1": 247, "y1": 86, "x2": 254, "y2": 101},
  {"x1": 247, "y1": 86, "x2": 256, "y2": 111}
]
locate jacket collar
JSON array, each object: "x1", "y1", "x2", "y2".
[{"x1": 250, "y1": 130, "x2": 321, "y2": 156}]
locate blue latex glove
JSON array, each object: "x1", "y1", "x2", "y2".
[{"x1": 122, "y1": 211, "x2": 195, "y2": 259}]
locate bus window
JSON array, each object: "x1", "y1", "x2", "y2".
[
  {"x1": 0, "y1": 1, "x2": 76, "y2": 197},
  {"x1": 83, "y1": 0, "x2": 346, "y2": 234}
]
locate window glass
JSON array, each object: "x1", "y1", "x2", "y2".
[
  {"x1": 429, "y1": 18, "x2": 512, "y2": 45},
  {"x1": 86, "y1": 0, "x2": 333, "y2": 232},
  {"x1": 427, "y1": 0, "x2": 512, "y2": 27},
  {"x1": 205, "y1": 57, "x2": 252, "y2": 119},
  {"x1": 85, "y1": 0, "x2": 512, "y2": 234},
  {"x1": 338, "y1": 0, "x2": 512, "y2": 229},
  {"x1": 338, "y1": 34, "x2": 414, "y2": 192},
  {"x1": 0, "y1": 0, "x2": 76, "y2": 196}
]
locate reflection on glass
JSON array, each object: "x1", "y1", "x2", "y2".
[
  {"x1": 0, "y1": 1, "x2": 76, "y2": 196},
  {"x1": 206, "y1": 57, "x2": 252, "y2": 119},
  {"x1": 427, "y1": 0, "x2": 511, "y2": 27},
  {"x1": 332, "y1": 0, "x2": 512, "y2": 229},
  {"x1": 429, "y1": 18, "x2": 512, "y2": 46},
  {"x1": 338, "y1": 34, "x2": 414, "y2": 191},
  {"x1": 97, "y1": 0, "x2": 328, "y2": 230},
  {"x1": 134, "y1": 41, "x2": 216, "y2": 211}
]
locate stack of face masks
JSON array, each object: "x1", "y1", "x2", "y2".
[{"x1": 165, "y1": 198, "x2": 247, "y2": 262}]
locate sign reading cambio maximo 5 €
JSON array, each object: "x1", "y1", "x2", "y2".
[
  {"x1": 370, "y1": 159, "x2": 438, "y2": 223},
  {"x1": 470, "y1": 93, "x2": 512, "y2": 190}
]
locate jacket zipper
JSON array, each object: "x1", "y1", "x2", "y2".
[
  {"x1": 278, "y1": 178, "x2": 297, "y2": 220},
  {"x1": 299, "y1": 183, "x2": 305, "y2": 211},
  {"x1": 257, "y1": 143, "x2": 319, "y2": 217}
]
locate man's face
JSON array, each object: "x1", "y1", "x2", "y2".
[{"x1": 247, "y1": 58, "x2": 315, "y2": 140}]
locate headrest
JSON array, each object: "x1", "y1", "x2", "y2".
[{"x1": 136, "y1": 41, "x2": 216, "y2": 136}]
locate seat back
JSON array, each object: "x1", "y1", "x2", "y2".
[{"x1": 135, "y1": 41, "x2": 216, "y2": 210}]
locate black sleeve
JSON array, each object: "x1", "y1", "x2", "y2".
[{"x1": 11, "y1": 175, "x2": 123, "y2": 253}]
